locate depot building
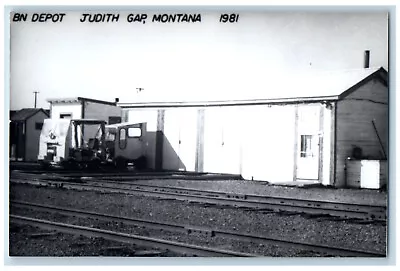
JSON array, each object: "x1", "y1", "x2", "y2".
[{"x1": 118, "y1": 67, "x2": 388, "y2": 188}]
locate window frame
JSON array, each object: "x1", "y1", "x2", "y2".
[
  {"x1": 35, "y1": 122, "x2": 44, "y2": 130},
  {"x1": 127, "y1": 127, "x2": 142, "y2": 138},
  {"x1": 60, "y1": 113, "x2": 72, "y2": 119},
  {"x1": 119, "y1": 128, "x2": 127, "y2": 149},
  {"x1": 300, "y1": 134, "x2": 313, "y2": 158},
  {"x1": 106, "y1": 132, "x2": 116, "y2": 142}
]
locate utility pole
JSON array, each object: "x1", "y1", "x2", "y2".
[{"x1": 33, "y1": 91, "x2": 39, "y2": 108}]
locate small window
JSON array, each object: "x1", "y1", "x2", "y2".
[
  {"x1": 120, "y1": 129, "x2": 126, "y2": 140},
  {"x1": 60, "y1": 113, "x2": 72, "y2": 119},
  {"x1": 119, "y1": 128, "x2": 127, "y2": 149},
  {"x1": 109, "y1": 116, "x2": 121, "y2": 125},
  {"x1": 300, "y1": 135, "x2": 313, "y2": 158},
  {"x1": 35, "y1": 122, "x2": 43, "y2": 130},
  {"x1": 128, "y1": 127, "x2": 142, "y2": 137}
]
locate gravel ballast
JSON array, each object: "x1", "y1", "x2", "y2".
[
  {"x1": 8, "y1": 182, "x2": 387, "y2": 257},
  {"x1": 9, "y1": 223, "x2": 179, "y2": 257},
  {"x1": 131, "y1": 179, "x2": 387, "y2": 206}
]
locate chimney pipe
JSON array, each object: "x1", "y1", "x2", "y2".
[{"x1": 364, "y1": 50, "x2": 370, "y2": 68}]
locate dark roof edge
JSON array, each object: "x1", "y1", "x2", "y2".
[
  {"x1": 11, "y1": 108, "x2": 49, "y2": 121},
  {"x1": 77, "y1": 97, "x2": 117, "y2": 106},
  {"x1": 28, "y1": 108, "x2": 50, "y2": 120},
  {"x1": 338, "y1": 67, "x2": 388, "y2": 100},
  {"x1": 41, "y1": 108, "x2": 50, "y2": 118}
]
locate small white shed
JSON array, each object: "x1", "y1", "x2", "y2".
[{"x1": 47, "y1": 97, "x2": 122, "y2": 124}]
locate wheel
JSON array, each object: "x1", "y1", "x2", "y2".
[
  {"x1": 88, "y1": 159, "x2": 101, "y2": 170},
  {"x1": 114, "y1": 157, "x2": 127, "y2": 170},
  {"x1": 135, "y1": 156, "x2": 147, "y2": 171},
  {"x1": 63, "y1": 160, "x2": 79, "y2": 170},
  {"x1": 40, "y1": 161, "x2": 51, "y2": 170}
]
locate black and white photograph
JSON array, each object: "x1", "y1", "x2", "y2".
[{"x1": 5, "y1": 4, "x2": 393, "y2": 264}]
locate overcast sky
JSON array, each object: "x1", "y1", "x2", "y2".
[{"x1": 9, "y1": 10, "x2": 388, "y2": 110}]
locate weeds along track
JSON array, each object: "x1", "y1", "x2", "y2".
[
  {"x1": 10, "y1": 201, "x2": 385, "y2": 257},
  {"x1": 10, "y1": 176, "x2": 386, "y2": 223}
]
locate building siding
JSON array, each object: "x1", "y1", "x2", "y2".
[
  {"x1": 51, "y1": 103, "x2": 82, "y2": 119},
  {"x1": 124, "y1": 103, "x2": 332, "y2": 184},
  {"x1": 335, "y1": 79, "x2": 388, "y2": 187},
  {"x1": 25, "y1": 111, "x2": 48, "y2": 161},
  {"x1": 84, "y1": 101, "x2": 122, "y2": 123}
]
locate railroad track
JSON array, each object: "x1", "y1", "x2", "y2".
[
  {"x1": 10, "y1": 178, "x2": 387, "y2": 222},
  {"x1": 90, "y1": 180, "x2": 387, "y2": 220},
  {"x1": 11, "y1": 169, "x2": 241, "y2": 180},
  {"x1": 10, "y1": 201, "x2": 386, "y2": 257},
  {"x1": 10, "y1": 215, "x2": 253, "y2": 257}
]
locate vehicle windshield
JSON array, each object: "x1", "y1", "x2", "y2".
[
  {"x1": 105, "y1": 131, "x2": 116, "y2": 141},
  {"x1": 72, "y1": 122, "x2": 105, "y2": 148}
]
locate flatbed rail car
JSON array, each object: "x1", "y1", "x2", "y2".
[{"x1": 37, "y1": 119, "x2": 147, "y2": 169}]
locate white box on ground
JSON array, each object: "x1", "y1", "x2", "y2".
[{"x1": 346, "y1": 159, "x2": 387, "y2": 189}]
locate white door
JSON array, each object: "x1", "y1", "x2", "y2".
[
  {"x1": 203, "y1": 107, "x2": 242, "y2": 174},
  {"x1": 296, "y1": 106, "x2": 320, "y2": 180},
  {"x1": 162, "y1": 110, "x2": 182, "y2": 170},
  {"x1": 162, "y1": 109, "x2": 197, "y2": 171},
  {"x1": 203, "y1": 108, "x2": 224, "y2": 173},
  {"x1": 241, "y1": 105, "x2": 296, "y2": 183},
  {"x1": 178, "y1": 109, "x2": 197, "y2": 172}
]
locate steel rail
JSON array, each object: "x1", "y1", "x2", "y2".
[
  {"x1": 18, "y1": 178, "x2": 388, "y2": 222},
  {"x1": 9, "y1": 214, "x2": 256, "y2": 257},
  {"x1": 11, "y1": 172, "x2": 387, "y2": 221},
  {"x1": 11, "y1": 200, "x2": 386, "y2": 257},
  {"x1": 87, "y1": 180, "x2": 387, "y2": 216},
  {"x1": 10, "y1": 179, "x2": 386, "y2": 221},
  {"x1": 17, "y1": 170, "x2": 381, "y2": 213},
  {"x1": 11, "y1": 170, "x2": 241, "y2": 180}
]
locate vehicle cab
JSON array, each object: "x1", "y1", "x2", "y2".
[{"x1": 105, "y1": 122, "x2": 147, "y2": 169}]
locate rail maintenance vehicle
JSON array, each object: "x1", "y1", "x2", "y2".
[{"x1": 37, "y1": 118, "x2": 147, "y2": 169}]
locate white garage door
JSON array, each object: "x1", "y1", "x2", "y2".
[{"x1": 162, "y1": 108, "x2": 197, "y2": 171}]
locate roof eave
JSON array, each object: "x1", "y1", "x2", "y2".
[
  {"x1": 10, "y1": 108, "x2": 48, "y2": 121},
  {"x1": 47, "y1": 97, "x2": 117, "y2": 106},
  {"x1": 338, "y1": 67, "x2": 388, "y2": 100},
  {"x1": 47, "y1": 98, "x2": 80, "y2": 104},
  {"x1": 118, "y1": 96, "x2": 339, "y2": 109}
]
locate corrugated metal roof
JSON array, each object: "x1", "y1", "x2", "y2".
[
  {"x1": 47, "y1": 97, "x2": 80, "y2": 104},
  {"x1": 47, "y1": 97, "x2": 117, "y2": 106},
  {"x1": 10, "y1": 108, "x2": 49, "y2": 121}
]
